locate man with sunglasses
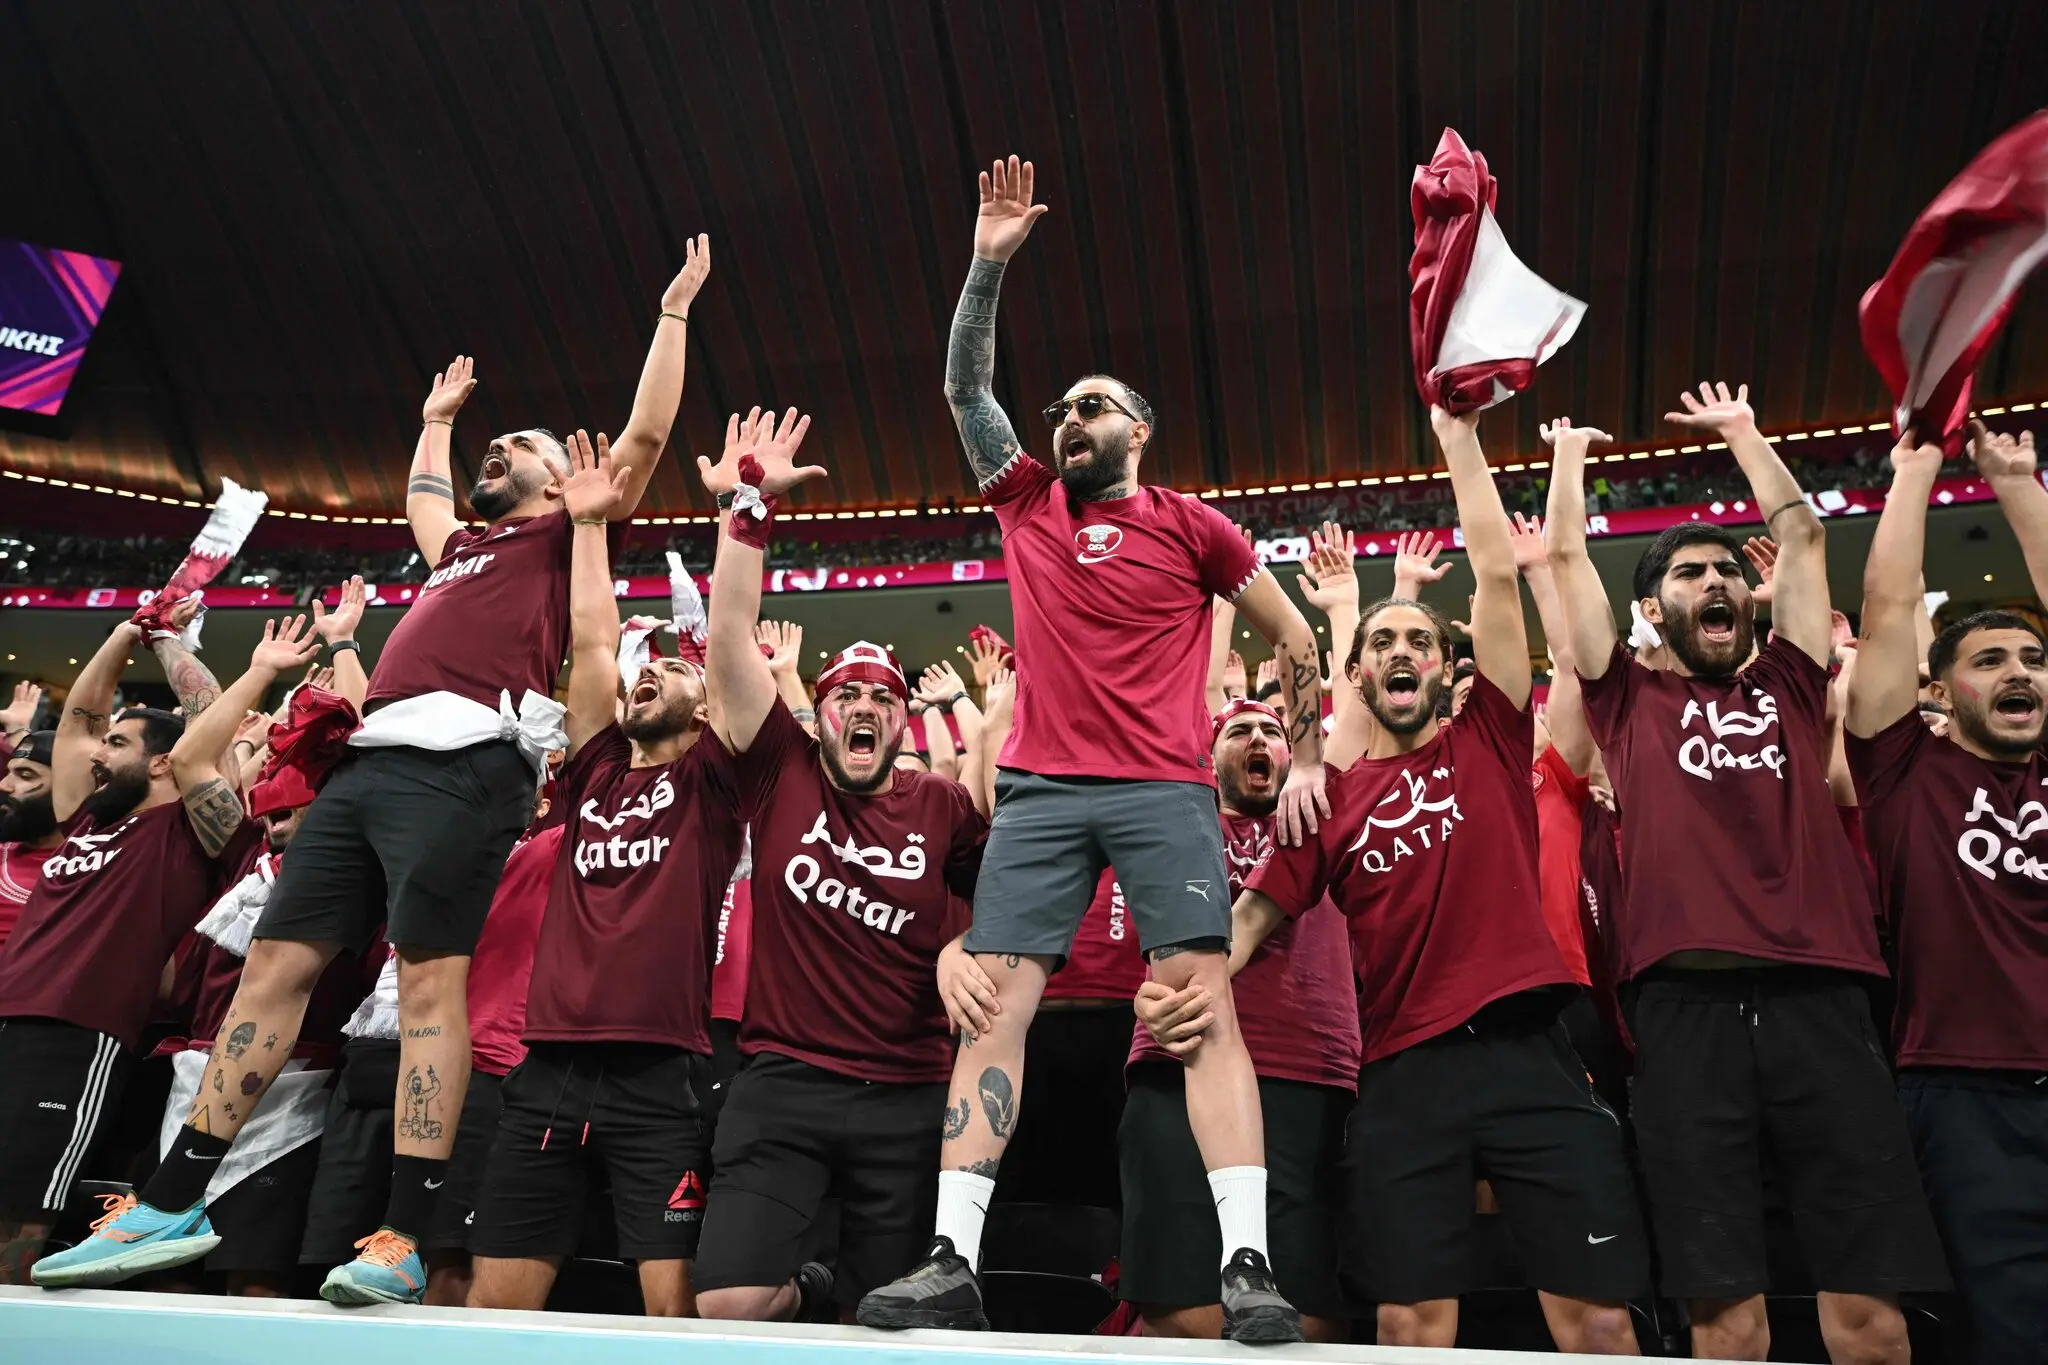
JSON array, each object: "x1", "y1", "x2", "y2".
[{"x1": 856, "y1": 155, "x2": 1328, "y2": 1344}]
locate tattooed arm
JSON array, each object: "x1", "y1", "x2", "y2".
[
  {"x1": 1231, "y1": 570, "x2": 1329, "y2": 844},
  {"x1": 410, "y1": 356, "x2": 475, "y2": 565},
  {"x1": 149, "y1": 598, "x2": 223, "y2": 719},
  {"x1": 946, "y1": 156, "x2": 1048, "y2": 488},
  {"x1": 172, "y1": 616, "x2": 320, "y2": 855},
  {"x1": 53, "y1": 622, "x2": 140, "y2": 822}
]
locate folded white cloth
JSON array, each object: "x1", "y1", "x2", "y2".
[{"x1": 349, "y1": 688, "x2": 567, "y2": 777}]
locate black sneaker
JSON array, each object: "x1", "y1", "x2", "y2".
[
  {"x1": 1220, "y1": 1247, "x2": 1304, "y2": 1344},
  {"x1": 795, "y1": 1260, "x2": 835, "y2": 1323},
  {"x1": 854, "y1": 1236, "x2": 988, "y2": 1331}
]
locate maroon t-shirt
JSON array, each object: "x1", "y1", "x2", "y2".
[
  {"x1": 1044, "y1": 870, "x2": 1145, "y2": 1002},
  {"x1": 739, "y1": 701, "x2": 987, "y2": 1083},
  {"x1": 1132, "y1": 810, "x2": 1362, "y2": 1089},
  {"x1": 0, "y1": 841, "x2": 55, "y2": 951},
  {"x1": 984, "y1": 456, "x2": 1261, "y2": 784},
  {"x1": 0, "y1": 801, "x2": 256, "y2": 1050},
  {"x1": 525, "y1": 725, "x2": 748, "y2": 1053},
  {"x1": 470, "y1": 824, "x2": 561, "y2": 1075},
  {"x1": 1247, "y1": 673, "x2": 1574, "y2": 1063},
  {"x1": 1579, "y1": 640, "x2": 1885, "y2": 979},
  {"x1": 367, "y1": 511, "x2": 621, "y2": 710},
  {"x1": 1847, "y1": 711, "x2": 2048, "y2": 1069}
]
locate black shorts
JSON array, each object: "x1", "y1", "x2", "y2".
[
  {"x1": 203, "y1": 1140, "x2": 325, "y2": 1274},
  {"x1": 1344, "y1": 994, "x2": 1650, "y2": 1307},
  {"x1": 702, "y1": 1017, "x2": 744, "y2": 1136},
  {"x1": 693, "y1": 1051, "x2": 944, "y2": 1303},
  {"x1": 967, "y1": 771, "x2": 1230, "y2": 962},
  {"x1": 1118, "y1": 1063, "x2": 1350, "y2": 1319},
  {"x1": 1897, "y1": 1069, "x2": 2046, "y2": 1362},
  {"x1": 1627, "y1": 968, "x2": 1950, "y2": 1301},
  {"x1": 255, "y1": 741, "x2": 534, "y2": 955},
  {"x1": 470, "y1": 1042, "x2": 710, "y2": 1263},
  {"x1": 0, "y1": 1019, "x2": 132, "y2": 1220},
  {"x1": 992, "y1": 1003, "x2": 1131, "y2": 1211}
]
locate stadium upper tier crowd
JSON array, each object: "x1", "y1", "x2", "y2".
[
  {"x1": 0, "y1": 435, "x2": 1942, "y2": 594},
  {"x1": 0, "y1": 160, "x2": 2042, "y2": 1365}
]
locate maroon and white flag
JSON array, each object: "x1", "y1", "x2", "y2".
[
  {"x1": 129, "y1": 477, "x2": 268, "y2": 648},
  {"x1": 1860, "y1": 112, "x2": 2048, "y2": 452},
  {"x1": 1410, "y1": 128, "x2": 1585, "y2": 414}
]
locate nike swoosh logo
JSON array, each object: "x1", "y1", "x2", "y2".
[
  {"x1": 424, "y1": 1179, "x2": 444, "y2": 1190},
  {"x1": 182, "y1": 1148, "x2": 214, "y2": 1160},
  {"x1": 1076, "y1": 553, "x2": 1118, "y2": 564},
  {"x1": 1587, "y1": 1233, "x2": 1618, "y2": 1244}
]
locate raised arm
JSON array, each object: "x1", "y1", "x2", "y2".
[
  {"x1": 1233, "y1": 571, "x2": 1328, "y2": 844},
  {"x1": 1509, "y1": 514, "x2": 1596, "y2": 773},
  {"x1": 53, "y1": 622, "x2": 140, "y2": 823},
  {"x1": 701, "y1": 408, "x2": 824, "y2": 752},
  {"x1": 1300, "y1": 522, "x2": 1363, "y2": 740},
  {"x1": 1848, "y1": 431, "x2": 1946, "y2": 739},
  {"x1": 173, "y1": 617, "x2": 320, "y2": 856},
  {"x1": 969, "y1": 665, "x2": 1014, "y2": 820},
  {"x1": 1432, "y1": 407, "x2": 1530, "y2": 706},
  {"x1": 608, "y1": 236, "x2": 711, "y2": 520},
  {"x1": 410, "y1": 356, "x2": 476, "y2": 565},
  {"x1": 946, "y1": 156, "x2": 1048, "y2": 488},
  {"x1": 917, "y1": 662, "x2": 979, "y2": 785},
  {"x1": 1542, "y1": 418, "x2": 1622, "y2": 679},
  {"x1": 758, "y1": 622, "x2": 817, "y2": 735},
  {"x1": 309, "y1": 576, "x2": 370, "y2": 712},
  {"x1": 1665, "y1": 382, "x2": 1830, "y2": 661},
  {"x1": 148, "y1": 597, "x2": 223, "y2": 719},
  {"x1": 1207, "y1": 599, "x2": 1239, "y2": 716},
  {"x1": 560, "y1": 431, "x2": 634, "y2": 757},
  {"x1": 1972, "y1": 424, "x2": 2048, "y2": 603}
]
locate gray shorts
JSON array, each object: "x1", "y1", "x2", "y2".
[{"x1": 964, "y1": 769, "x2": 1230, "y2": 962}]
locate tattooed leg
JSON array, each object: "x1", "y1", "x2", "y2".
[
  {"x1": 187, "y1": 938, "x2": 336, "y2": 1141},
  {"x1": 937, "y1": 952, "x2": 1051, "y2": 1174},
  {"x1": 391, "y1": 948, "x2": 472, "y2": 1159}
]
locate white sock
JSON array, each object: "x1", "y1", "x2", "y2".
[
  {"x1": 934, "y1": 1169, "x2": 997, "y2": 1271},
  {"x1": 1208, "y1": 1165, "x2": 1270, "y2": 1267}
]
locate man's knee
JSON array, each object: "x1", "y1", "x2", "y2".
[
  {"x1": 466, "y1": 1255, "x2": 556, "y2": 1311},
  {"x1": 1818, "y1": 1293, "x2": 1908, "y2": 1365},
  {"x1": 697, "y1": 1284, "x2": 788, "y2": 1321},
  {"x1": 395, "y1": 947, "x2": 470, "y2": 1012},
  {"x1": 1145, "y1": 942, "x2": 1228, "y2": 992},
  {"x1": 1691, "y1": 1295, "x2": 1770, "y2": 1360},
  {"x1": 1577, "y1": 1302, "x2": 1640, "y2": 1355},
  {"x1": 243, "y1": 937, "x2": 339, "y2": 1000},
  {"x1": 1378, "y1": 1298, "x2": 1458, "y2": 1348}
]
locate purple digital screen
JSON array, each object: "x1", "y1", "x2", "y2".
[{"x1": 0, "y1": 237, "x2": 122, "y2": 417}]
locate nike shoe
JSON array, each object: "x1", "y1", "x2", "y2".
[
  {"x1": 854, "y1": 1236, "x2": 988, "y2": 1330},
  {"x1": 1220, "y1": 1247, "x2": 1304, "y2": 1344},
  {"x1": 319, "y1": 1229, "x2": 426, "y2": 1306},
  {"x1": 30, "y1": 1192, "x2": 221, "y2": 1288}
]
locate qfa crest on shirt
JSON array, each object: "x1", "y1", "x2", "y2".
[{"x1": 1074, "y1": 523, "x2": 1123, "y2": 564}]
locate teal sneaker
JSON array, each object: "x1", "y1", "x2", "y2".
[
  {"x1": 31, "y1": 1192, "x2": 220, "y2": 1288},
  {"x1": 319, "y1": 1229, "x2": 426, "y2": 1306}
]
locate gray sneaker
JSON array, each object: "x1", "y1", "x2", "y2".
[
  {"x1": 1220, "y1": 1247, "x2": 1304, "y2": 1343},
  {"x1": 854, "y1": 1236, "x2": 989, "y2": 1331}
]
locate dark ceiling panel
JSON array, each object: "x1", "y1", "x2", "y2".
[{"x1": 1, "y1": 0, "x2": 2044, "y2": 518}]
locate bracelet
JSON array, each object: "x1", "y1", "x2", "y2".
[
  {"x1": 232, "y1": 738, "x2": 258, "y2": 754},
  {"x1": 424, "y1": 419, "x2": 452, "y2": 429},
  {"x1": 659, "y1": 310, "x2": 688, "y2": 325},
  {"x1": 792, "y1": 706, "x2": 816, "y2": 724},
  {"x1": 572, "y1": 518, "x2": 608, "y2": 526},
  {"x1": 715, "y1": 490, "x2": 736, "y2": 510},
  {"x1": 944, "y1": 691, "x2": 969, "y2": 709},
  {"x1": 1764, "y1": 497, "x2": 1808, "y2": 526},
  {"x1": 326, "y1": 639, "x2": 362, "y2": 657}
]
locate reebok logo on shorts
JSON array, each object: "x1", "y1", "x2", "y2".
[{"x1": 666, "y1": 1170, "x2": 706, "y2": 1224}]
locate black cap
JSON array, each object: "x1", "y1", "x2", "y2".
[{"x1": 11, "y1": 730, "x2": 53, "y2": 769}]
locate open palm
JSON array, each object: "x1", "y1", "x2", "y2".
[
  {"x1": 1664, "y1": 381, "x2": 1755, "y2": 434},
  {"x1": 563, "y1": 430, "x2": 633, "y2": 522},
  {"x1": 974, "y1": 155, "x2": 1050, "y2": 263},
  {"x1": 699, "y1": 406, "x2": 825, "y2": 498}
]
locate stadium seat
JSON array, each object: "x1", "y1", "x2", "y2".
[
  {"x1": 980, "y1": 1202, "x2": 1119, "y2": 1277},
  {"x1": 981, "y1": 1268, "x2": 1116, "y2": 1334}
]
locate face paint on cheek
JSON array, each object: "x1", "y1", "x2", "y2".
[{"x1": 821, "y1": 706, "x2": 847, "y2": 740}]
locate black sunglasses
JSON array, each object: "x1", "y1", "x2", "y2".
[{"x1": 1041, "y1": 392, "x2": 1137, "y2": 428}]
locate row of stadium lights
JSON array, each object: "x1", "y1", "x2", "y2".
[{"x1": 2, "y1": 404, "x2": 2038, "y2": 521}]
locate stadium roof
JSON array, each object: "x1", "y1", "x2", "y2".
[{"x1": 3, "y1": 0, "x2": 2045, "y2": 518}]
